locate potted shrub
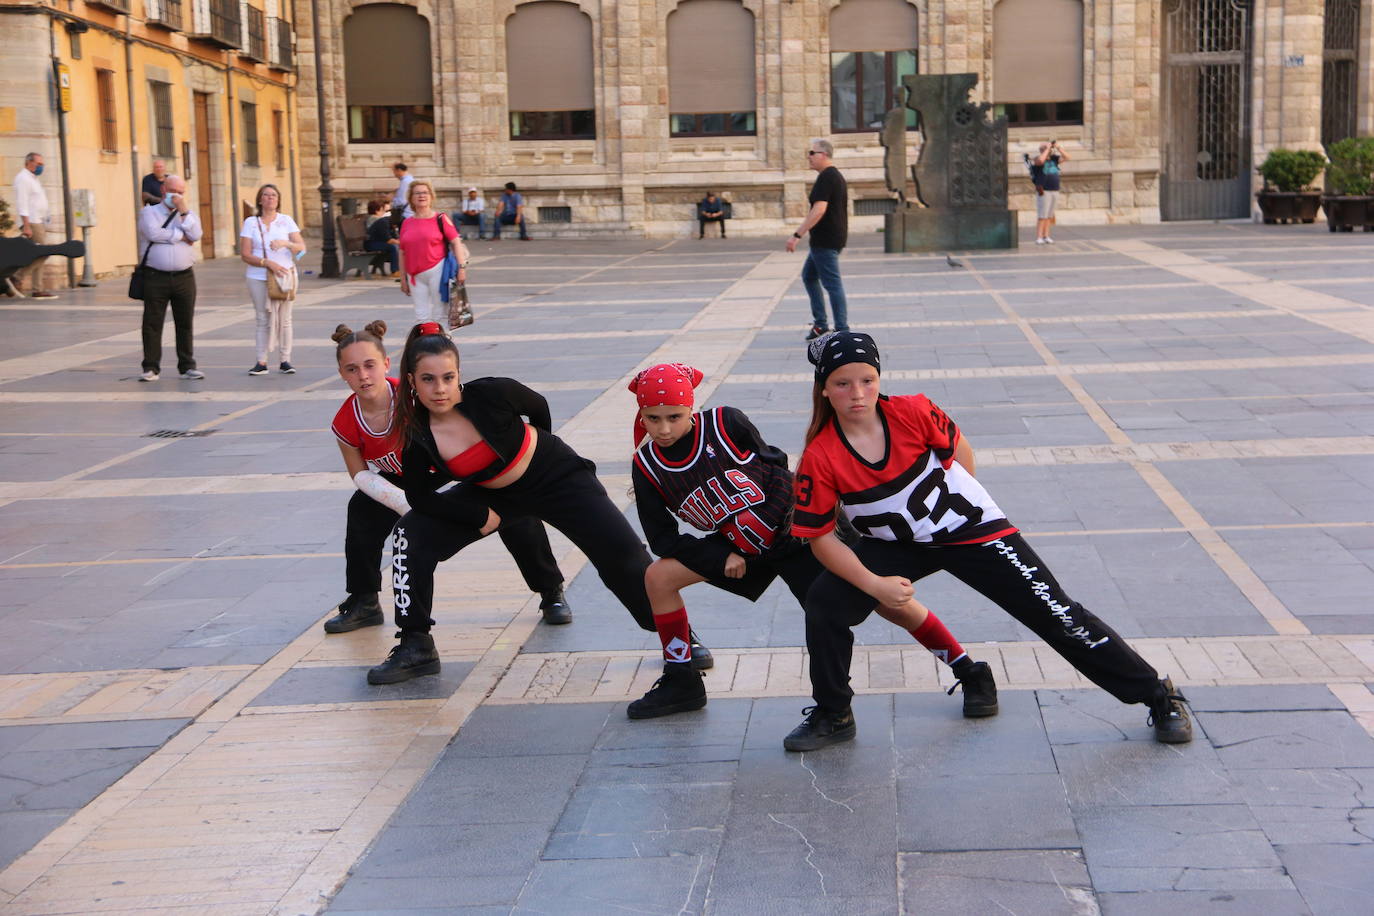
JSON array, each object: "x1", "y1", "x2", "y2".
[
  {"x1": 1322, "y1": 137, "x2": 1374, "y2": 232},
  {"x1": 1256, "y1": 149, "x2": 1326, "y2": 223}
]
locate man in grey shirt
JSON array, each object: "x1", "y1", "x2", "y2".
[{"x1": 136, "y1": 175, "x2": 204, "y2": 382}]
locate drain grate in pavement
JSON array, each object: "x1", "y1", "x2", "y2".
[{"x1": 144, "y1": 429, "x2": 218, "y2": 438}]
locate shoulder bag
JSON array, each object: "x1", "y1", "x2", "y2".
[
  {"x1": 259, "y1": 218, "x2": 297, "y2": 301},
  {"x1": 128, "y1": 209, "x2": 179, "y2": 301},
  {"x1": 436, "y1": 214, "x2": 474, "y2": 330}
]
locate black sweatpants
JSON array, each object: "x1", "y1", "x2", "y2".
[
  {"x1": 140, "y1": 267, "x2": 197, "y2": 374},
  {"x1": 804, "y1": 533, "x2": 1161, "y2": 712},
  {"x1": 679, "y1": 535, "x2": 823, "y2": 604},
  {"x1": 390, "y1": 433, "x2": 656, "y2": 633},
  {"x1": 344, "y1": 489, "x2": 563, "y2": 597}
]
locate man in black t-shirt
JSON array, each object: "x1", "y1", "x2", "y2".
[
  {"x1": 786, "y1": 139, "x2": 849, "y2": 340},
  {"x1": 141, "y1": 160, "x2": 168, "y2": 206}
]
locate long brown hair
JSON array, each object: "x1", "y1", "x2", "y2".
[
  {"x1": 395, "y1": 324, "x2": 460, "y2": 442},
  {"x1": 804, "y1": 379, "x2": 836, "y2": 446},
  {"x1": 331, "y1": 320, "x2": 387, "y2": 363}
]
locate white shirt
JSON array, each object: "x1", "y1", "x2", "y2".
[
  {"x1": 392, "y1": 174, "x2": 415, "y2": 218},
  {"x1": 12, "y1": 168, "x2": 49, "y2": 224},
  {"x1": 461, "y1": 195, "x2": 485, "y2": 214},
  {"x1": 138, "y1": 202, "x2": 202, "y2": 272},
  {"x1": 239, "y1": 213, "x2": 301, "y2": 281}
]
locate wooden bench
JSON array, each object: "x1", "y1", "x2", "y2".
[{"x1": 337, "y1": 214, "x2": 388, "y2": 278}]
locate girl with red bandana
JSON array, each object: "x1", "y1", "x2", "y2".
[{"x1": 627, "y1": 363, "x2": 997, "y2": 751}]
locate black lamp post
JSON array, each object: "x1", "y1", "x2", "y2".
[{"x1": 310, "y1": 0, "x2": 339, "y2": 277}]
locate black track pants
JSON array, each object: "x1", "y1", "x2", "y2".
[
  {"x1": 344, "y1": 489, "x2": 563, "y2": 598},
  {"x1": 390, "y1": 434, "x2": 655, "y2": 633},
  {"x1": 804, "y1": 533, "x2": 1161, "y2": 712}
]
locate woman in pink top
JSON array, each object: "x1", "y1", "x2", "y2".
[{"x1": 396, "y1": 179, "x2": 468, "y2": 328}]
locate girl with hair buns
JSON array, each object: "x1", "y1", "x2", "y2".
[
  {"x1": 366, "y1": 323, "x2": 709, "y2": 685},
  {"x1": 326, "y1": 320, "x2": 571, "y2": 636},
  {"x1": 627, "y1": 363, "x2": 995, "y2": 749},
  {"x1": 792, "y1": 331, "x2": 1193, "y2": 745}
]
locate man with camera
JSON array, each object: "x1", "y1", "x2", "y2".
[
  {"x1": 1031, "y1": 140, "x2": 1069, "y2": 245},
  {"x1": 136, "y1": 175, "x2": 204, "y2": 382}
]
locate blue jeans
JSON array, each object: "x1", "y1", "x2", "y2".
[
  {"x1": 495, "y1": 212, "x2": 529, "y2": 240},
  {"x1": 801, "y1": 246, "x2": 848, "y2": 331},
  {"x1": 364, "y1": 240, "x2": 399, "y2": 274},
  {"x1": 457, "y1": 210, "x2": 487, "y2": 239}
]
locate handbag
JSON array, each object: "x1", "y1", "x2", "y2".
[
  {"x1": 259, "y1": 218, "x2": 297, "y2": 301},
  {"x1": 448, "y1": 279, "x2": 474, "y2": 330},
  {"x1": 128, "y1": 209, "x2": 179, "y2": 300}
]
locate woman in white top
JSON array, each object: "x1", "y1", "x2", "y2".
[{"x1": 239, "y1": 184, "x2": 306, "y2": 375}]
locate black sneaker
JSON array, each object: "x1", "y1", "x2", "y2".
[
  {"x1": 805, "y1": 325, "x2": 828, "y2": 341},
  {"x1": 248, "y1": 363, "x2": 269, "y2": 376},
  {"x1": 367, "y1": 631, "x2": 441, "y2": 685},
  {"x1": 627, "y1": 661, "x2": 706, "y2": 719},
  {"x1": 946, "y1": 660, "x2": 999, "y2": 718},
  {"x1": 689, "y1": 629, "x2": 713, "y2": 671},
  {"x1": 323, "y1": 592, "x2": 384, "y2": 634},
  {"x1": 1148, "y1": 677, "x2": 1193, "y2": 744},
  {"x1": 783, "y1": 705, "x2": 857, "y2": 752},
  {"x1": 279, "y1": 362, "x2": 296, "y2": 374},
  {"x1": 538, "y1": 586, "x2": 572, "y2": 625}
]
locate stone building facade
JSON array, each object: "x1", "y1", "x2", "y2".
[{"x1": 293, "y1": 0, "x2": 1374, "y2": 239}]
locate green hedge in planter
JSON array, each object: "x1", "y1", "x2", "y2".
[
  {"x1": 1258, "y1": 148, "x2": 1327, "y2": 192},
  {"x1": 1326, "y1": 137, "x2": 1374, "y2": 195}
]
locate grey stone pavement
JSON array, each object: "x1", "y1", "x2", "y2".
[{"x1": 0, "y1": 222, "x2": 1372, "y2": 914}]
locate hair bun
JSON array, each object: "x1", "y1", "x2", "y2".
[
  {"x1": 331, "y1": 323, "x2": 353, "y2": 344},
  {"x1": 365, "y1": 319, "x2": 387, "y2": 338}
]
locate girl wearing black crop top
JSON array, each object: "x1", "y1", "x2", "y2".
[
  {"x1": 323, "y1": 320, "x2": 569, "y2": 637},
  {"x1": 366, "y1": 322, "x2": 711, "y2": 685}
]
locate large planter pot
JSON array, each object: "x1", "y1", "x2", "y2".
[
  {"x1": 1321, "y1": 195, "x2": 1374, "y2": 232},
  {"x1": 1256, "y1": 191, "x2": 1322, "y2": 224}
]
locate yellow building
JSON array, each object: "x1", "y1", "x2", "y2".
[{"x1": 0, "y1": 0, "x2": 302, "y2": 286}]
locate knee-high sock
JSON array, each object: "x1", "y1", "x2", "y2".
[
  {"x1": 655, "y1": 607, "x2": 692, "y2": 664},
  {"x1": 909, "y1": 612, "x2": 967, "y2": 667}
]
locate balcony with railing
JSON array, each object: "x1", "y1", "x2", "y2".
[
  {"x1": 187, "y1": 0, "x2": 241, "y2": 49},
  {"x1": 268, "y1": 17, "x2": 295, "y2": 71},
  {"x1": 240, "y1": 5, "x2": 267, "y2": 62},
  {"x1": 145, "y1": 0, "x2": 184, "y2": 30},
  {"x1": 87, "y1": 0, "x2": 131, "y2": 13}
]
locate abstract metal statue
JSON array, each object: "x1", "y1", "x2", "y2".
[{"x1": 881, "y1": 73, "x2": 1017, "y2": 252}]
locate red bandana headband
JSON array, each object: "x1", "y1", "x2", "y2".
[{"x1": 627, "y1": 362, "x2": 704, "y2": 447}]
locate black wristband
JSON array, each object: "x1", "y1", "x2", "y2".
[{"x1": 792, "y1": 232, "x2": 802, "y2": 239}]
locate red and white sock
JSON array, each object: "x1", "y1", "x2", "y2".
[
  {"x1": 909, "y1": 612, "x2": 968, "y2": 668},
  {"x1": 655, "y1": 607, "x2": 692, "y2": 664}
]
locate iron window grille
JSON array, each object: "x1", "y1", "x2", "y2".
[
  {"x1": 146, "y1": 0, "x2": 184, "y2": 30},
  {"x1": 241, "y1": 101, "x2": 260, "y2": 166},
  {"x1": 150, "y1": 81, "x2": 175, "y2": 157}
]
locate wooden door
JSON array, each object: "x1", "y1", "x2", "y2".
[{"x1": 193, "y1": 92, "x2": 216, "y2": 257}]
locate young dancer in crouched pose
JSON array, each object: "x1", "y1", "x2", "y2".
[
  {"x1": 325, "y1": 321, "x2": 571, "y2": 635},
  {"x1": 369, "y1": 323, "x2": 711, "y2": 685},
  {"x1": 792, "y1": 332, "x2": 1192, "y2": 744},
  {"x1": 626, "y1": 363, "x2": 997, "y2": 750}
]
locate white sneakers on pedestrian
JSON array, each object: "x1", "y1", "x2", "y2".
[
  {"x1": 139, "y1": 370, "x2": 159, "y2": 382},
  {"x1": 1035, "y1": 238, "x2": 1047, "y2": 245},
  {"x1": 180, "y1": 369, "x2": 205, "y2": 380}
]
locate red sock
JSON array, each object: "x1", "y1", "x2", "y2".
[
  {"x1": 655, "y1": 607, "x2": 692, "y2": 664},
  {"x1": 909, "y1": 612, "x2": 967, "y2": 667}
]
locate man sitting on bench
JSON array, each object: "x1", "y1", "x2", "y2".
[{"x1": 698, "y1": 191, "x2": 727, "y2": 238}]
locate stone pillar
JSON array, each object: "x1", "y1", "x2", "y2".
[{"x1": 1256, "y1": 0, "x2": 1326, "y2": 154}]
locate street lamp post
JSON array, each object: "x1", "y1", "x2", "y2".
[{"x1": 310, "y1": 0, "x2": 339, "y2": 278}]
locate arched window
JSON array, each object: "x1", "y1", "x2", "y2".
[
  {"x1": 829, "y1": 0, "x2": 918, "y2": 133},
  {"x1": 343, "y1": 4, "x2": 435, "y2": 142},
  {"x1": 506, "y1": 1, "x2": 596, "y2": 140},
  {"x1": 992, "y1": 0, "x2": 1084, "y2": 127},
  {"x1": 667, "y1": 0, "x2": 756, "y2": 136}
]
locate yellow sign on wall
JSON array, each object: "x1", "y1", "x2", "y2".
[{"x1": 55, "y1": 63, "x2": 72, "y2": 113}]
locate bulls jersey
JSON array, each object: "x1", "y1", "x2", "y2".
[
  {"x1": 331, "y1": 378, "x2": 403, "y2": 477},
  {"x1": 633, "y1": 406, "x2": 793, "y2": 560},
  {"x1": 792, "y1": 394, "x2": 1017, "y2": 545}
]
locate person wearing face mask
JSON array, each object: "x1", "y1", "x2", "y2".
[
  {"x1": 136, "y1": 175, "x2": 204, "y2": 382},
  {"x1": 12, "y1": 152, "x2": 56, "y2": 299}
]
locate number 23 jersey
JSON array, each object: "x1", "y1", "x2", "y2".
[{"x1": 792, "y1": 394, "x2": 1017, "y2": 545}]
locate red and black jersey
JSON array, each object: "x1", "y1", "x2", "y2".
[
  {"x1": 331, "y1": 377, "x2": 403, "y2": 477},
  {"x1": 792, "y1": 394, "x2": 1016, "y2": 545},
  {"x1": 633, "y1": 406, "x2": 793, "y2": 559}
]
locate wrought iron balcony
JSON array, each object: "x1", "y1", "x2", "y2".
[
  {"x1": 145, "y1": 0, "x2": 184, "y2": 30},
  {"x1": 87, "y1": 0, "x2": 130, "y2": 12},
  {"x1": 268, "y1": 17, "x2": 294, "y2": 71},
  {"x1": 187, "y1": 0, "x2": 241, "y2": 49},
  {"x1": 240, "y1": 5, "x2": 267, "y2": 62}
]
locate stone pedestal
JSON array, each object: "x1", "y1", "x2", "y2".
[{"x1": 885, "y1": 206, "x2": 1018, "y2": 252}]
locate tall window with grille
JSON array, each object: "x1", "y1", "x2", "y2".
[
  {"x1": 829, "y1": 0, "x2": 919, "y2": 133},
  {"x1": 1322, "y1": 0, "x2": 1360, "y2": 147},
  {"x1": 150, "y1": 80, "x2": 175, "y2": 157},
  {"x1": 343, "y1": 4, "x2": 435, "y2": 141},
  {"x1": 272, "y1": 109, "x2": 285, "y2": 169},
  {"x1": 993, "y1": 0, "x2": 1084, "y2": 127},
  {"x1": 506, "y1": 1, "x2": 596, "y2": 140},
  {"x1": 667, "y1": 0, "x2": 756, "y2": 137},
  {"x1": 244, "y1": 6, "x2": 267, "y2": 61},
  {"x1": 96, "y1": 68, "x2": 118, "y2": 152},
  {"x1": 241, "y1": 101, "x2": 260, "y2": 166}
]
